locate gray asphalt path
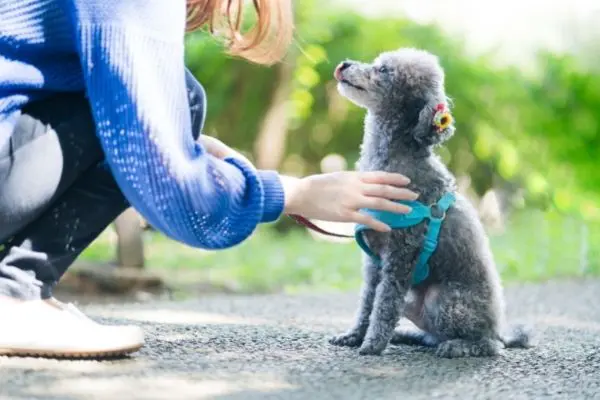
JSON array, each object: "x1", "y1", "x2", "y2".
[{"x1": 1, "y1": 279, "x2": 600, "y2": 400}]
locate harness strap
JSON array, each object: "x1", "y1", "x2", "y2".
[{"x1": 355, "y1": 192, "x2": 456, "y2": 285}]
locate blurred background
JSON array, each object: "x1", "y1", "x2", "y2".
[{"x1": 61, "y1": 0, "x2": 600, "y2": 300}]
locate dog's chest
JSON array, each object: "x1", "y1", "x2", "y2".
[{"x1": 362, "y1": 224, "x2": 427, "y2": 264}]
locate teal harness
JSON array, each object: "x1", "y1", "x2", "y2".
[{"x1": 354, "y1": 192, "x2": 456, "y2": 285}]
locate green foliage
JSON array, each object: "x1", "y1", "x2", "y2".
[{"x1": 183, "y1": 3, "x2": 600, "y2": 220}]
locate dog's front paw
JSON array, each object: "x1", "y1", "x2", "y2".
[
  {"x1": 435, "y1": 340, "x2": 464, "y2": 358},
  {"x1": 329, "y1": 331, "x2": 364, "y2": 348},
  {"x1": 358, "y1": 339, "x2": 386, "y2": 356}
]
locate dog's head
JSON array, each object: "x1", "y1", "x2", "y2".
[{"x1": 334, "y1": 48, "x2": 455, "y2": 147}]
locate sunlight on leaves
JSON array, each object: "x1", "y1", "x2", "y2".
[
  {"x1": 295, "y1": 66, "x2": 321, "y2": 88},
  {"x1": 497, "y1": 142, "x2": 519, "y2": 179},
  {"x1": 301, "y1": 44, "x2": 328, "y2": 65},
  {"x1": 553, "y1": 189, "x2": 573, "y2": 212},
  {"x1": 526, "y1": 172, "x2": 549, "y2": 194}
]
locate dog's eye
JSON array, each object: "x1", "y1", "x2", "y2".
[{"x1": 378, "y1": 66, "x2": 388, "y2": 74}]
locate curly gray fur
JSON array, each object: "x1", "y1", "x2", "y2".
[{"x1": 329, "y1": 48, "x2": 534, "y2": 358}]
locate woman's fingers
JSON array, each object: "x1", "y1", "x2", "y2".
[
  {"x1": 359, "y1": 171, "x2": 411, "y2": 186},
  {"x1": 362, "y1": 184, "x2": 418, "y2": 201},
  {"x1": 200, "y1": 136, "x2": 229, "y2": 158},
  {"x1": 351, "y1": 212, "x2": 391, "y2": 233},
  {"x1": 361, "y1": 197, "x2": 413, "y2": 214},
  {"x1": 284, "y1": 171, "x2": 418, "y2": 228}
]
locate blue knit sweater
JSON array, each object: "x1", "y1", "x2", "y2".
[{"x1": 0, "y1": 0, "x2": 286, "y2": 250}]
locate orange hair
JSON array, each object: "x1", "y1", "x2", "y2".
[{"x1": 186, "y1": 0, "x2": 294, "y2": 65}]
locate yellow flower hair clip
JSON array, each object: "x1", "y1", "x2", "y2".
[{"x1": 433, "y1": 103, "x2": 453, "y2": 133}]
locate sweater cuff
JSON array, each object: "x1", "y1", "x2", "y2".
[{"x1": 256, "y1": 170, "x2": 285, "y2": 223}]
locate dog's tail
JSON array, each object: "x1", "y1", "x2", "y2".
[{"x1": 497, "y1": 324, "x2": 535, "y2": 349}]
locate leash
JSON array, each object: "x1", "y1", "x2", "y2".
[{"x1": 288, "y1": 214, "x2": 354, "y2": 238}]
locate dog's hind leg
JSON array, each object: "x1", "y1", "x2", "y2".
[
  {"x1": 329, "y1": 255, "x2": 381, "y2": 348},
  {"x1": 421, "y1": 282, "x2": 503, "y2": 358}
]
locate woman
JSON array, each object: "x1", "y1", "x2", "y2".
[{"x1": 0, "y1": 0, "x2": 418, "y2": 358}]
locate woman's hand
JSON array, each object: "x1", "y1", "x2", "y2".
[
  {"x1": 281, "y1": 172, "x2": 418, "y2": 233},
  {"x1": 200, "y1": 135, "x2": 251, "y2": 164},
  {"x1": 200, "y1": 135, "x2": 418, "y2": 232}
]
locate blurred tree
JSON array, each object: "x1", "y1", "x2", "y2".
[{"x1": 113, "y1": 209, "x2": 144, "y2": 269}]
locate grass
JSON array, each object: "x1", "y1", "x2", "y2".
[{"x1": 78, "y1": 209, "x2": 600, "y2": 295}]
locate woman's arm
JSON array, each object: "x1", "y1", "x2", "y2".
[{"x1": 66, "y1": 0, "x2": 284, "y2": 249}]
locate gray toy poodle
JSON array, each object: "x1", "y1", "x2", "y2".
[{"x1": 328, "y1": 48, "x2": 534, "y2": 358}]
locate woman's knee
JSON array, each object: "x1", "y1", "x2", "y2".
[{"x1": 0, "y1": 93, "x2": 103, "y2": 240}]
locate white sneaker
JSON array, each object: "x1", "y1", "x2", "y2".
[{"x1": 0, "y1": 298, "x2": 145, "y2": 358}]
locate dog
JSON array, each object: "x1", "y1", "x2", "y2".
[{"x1": 328, "y1": 48, "x2": 533, "y2": 358}]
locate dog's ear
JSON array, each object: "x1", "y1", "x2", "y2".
[{"x1": 413, "y1": 102, "x2": 454, "y2": 146}]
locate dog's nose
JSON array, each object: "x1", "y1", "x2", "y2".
[
  {"x1": 334, "y1": 61, "x2": 352, "y2": 80},
  {"x1": 339, "y1": 61, "x2": 351, "y2": 71}
]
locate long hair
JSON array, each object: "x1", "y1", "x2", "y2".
[{"x1": 186, "y1": 0, "x2": 294, "y2": 65}]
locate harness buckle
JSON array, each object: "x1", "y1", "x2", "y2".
[{"x1": 429, "y1": 204, "x2": 446, "y2": 220}]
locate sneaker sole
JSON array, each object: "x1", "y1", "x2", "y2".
[{"x1": 0, "y1": 343, "x2": 143, "y2": 359}]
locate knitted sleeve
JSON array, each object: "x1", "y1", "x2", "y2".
[{"x1": 65, "y1": 0, "x2": 285, "y2": 249}]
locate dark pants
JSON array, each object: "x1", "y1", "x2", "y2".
[{"x1": 0, "y1": 69, "x2": 206, "y2": 300}]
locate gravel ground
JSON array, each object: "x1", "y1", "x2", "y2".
[{"x1": 1, "y1": 279, "x2": 600, "y2": 400}]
